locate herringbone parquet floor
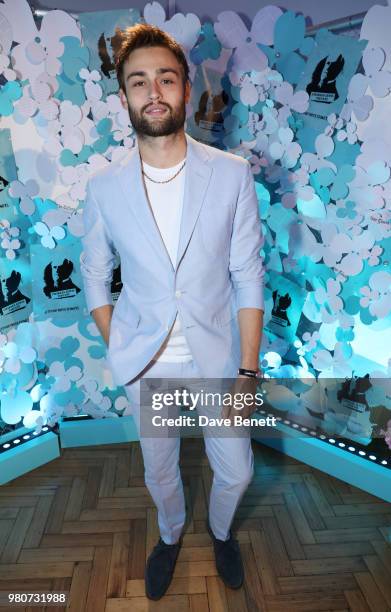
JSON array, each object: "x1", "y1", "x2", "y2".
[{"x1": 0, "y1": 438, "x2": 390, "y2": 612}]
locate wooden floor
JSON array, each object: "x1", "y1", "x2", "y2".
[{"x1": 0, "y1": 438, "x2": 390, "y2": 612}]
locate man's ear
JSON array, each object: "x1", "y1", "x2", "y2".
[
  {"x1": 184, "y1": 80, "x2": 191, "y2": 104},
  {"x1": 119, "y1": 87, "x2": 128, "y2": 110}
]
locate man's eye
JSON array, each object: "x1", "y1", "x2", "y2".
[
  {"x1": 134, "y1": 81, "x2": 144, "y2": 87},
  {"x1": 162, "y1": 79, "x2": 173, "y2": 84}
]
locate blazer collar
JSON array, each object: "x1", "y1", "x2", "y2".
[{"x1": 117, "y1": 133, "x2": 213, "y2": 273}]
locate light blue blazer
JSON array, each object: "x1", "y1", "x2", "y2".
[{"x1": 80, "y1": 133, "x2": 265, "y2": 387}]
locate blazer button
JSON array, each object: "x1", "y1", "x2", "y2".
[{"x1": 175, "y1": 290, "x2": 182, "y2": 298}]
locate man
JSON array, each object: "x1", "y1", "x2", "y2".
[{"x1": 80, "y1": 23, "x2": 265, "y2": 600}]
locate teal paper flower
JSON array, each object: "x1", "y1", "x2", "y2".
[
  {"x1": 312, "y1": 165, "x2": 355, "y2": 202},
  {"x1": 336, "y1": 327, "x2": 354, "y2": 342},
  {"x1": 60, "y1": 145, "x2": 93, "y2": 167},
  {"x1": 45, "y1": 336, "x2": 83, "y2": 372},
  {"x1": 190, "y1": 23, "x2": 221, "y2": 64},
  {"x1": 337, "y1": 200, "x2": 357, "y2": 220},
  {"x1": 223, "y1": 106, "x2": 253, "y2": 148},
  {"x1": 259, "y1": 11, "x2": 314, "y2": 84},
  {"x1": 93, "y1": 118, "x2": 115, "y2": 154},
  {"x1": 0, "y1": 81, "x2": 22, "y2": 116},
  {"x1": 55, "y1": 36, "x2": 89, "y2": 105}
]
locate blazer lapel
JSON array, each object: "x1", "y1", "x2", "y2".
[
  {"x1": 116, "y1": 133, "x2": 213, "y2": 272},
  {"x1": 175, "y1": 134, "x2": 213, "y2": 269},
  {"x1": 116, "y1": 141, "x2": 174, "y2": 270}
]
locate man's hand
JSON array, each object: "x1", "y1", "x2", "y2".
[
  {"x1": 220, "y1": 375, "x2": 260, "y2": 425},
  {"x1": 91, "y1": 304, "x2": 113, "y2": 346}
]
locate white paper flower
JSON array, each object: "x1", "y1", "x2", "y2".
[
  {"x1": 0, "y1": 0, "x2": 81, "y2": 82},
  {"x1": 106, "y1": 94, "x2": 135, "y2": 148},
  {"x1": 214, "y1": 9, "x2": 275, "y2": 72},
  {"x1": 300, "y1": 134, "x2": 336, "y2": 173},
  {"x1": 79, "y1": 67, "x2": 102, "y2": 101},
  {"x1": 48, "y1": 361, "x2": 82, "y2": 392},
  {"x1": 340, "y1": 74, "x2": 374, "y2": 122},
  {"x1": 143, "y1": 1, "x2": 201, "y2": 50},
  {"x1": 58, "y1": 100, "x2": 84, "y2": 153},
  {"x1": 360, "y1": 271, "x2": 391, "y2": 318},
  {"x1": 239, "y1": 69, "x2": 279, "y2": 105},
  {"x1": 14, "y1": 71, "x2": 60, "y2": 123},
  {"x1": 352, "y1": 47, "x2": 391, "y2": 99},
  {"x1": 79, "y1": 377, "x2": 112, "y2": 414},
  {"x1": 314, "y1": 278, "x2": 343, "y2": 312},
  {"x1": 248, "y1": 152, "x2": 268, "y2": 175},
  {"x1": 336, "y1": 120, "x2": 358, "y2": 144},
  {"x1": 38, "y1": 392, "x2": 66, "y2": 428},
  {"x1": 240, "y1": 76, "x2": 262, "y2": 106},
  {"x1": 14, "y1": 85, "x2": 38, "y2": 119},
  {"x1": 9, "y1": 178, "x2": 39, "y2": 215},
  {"x1": 60, "y1": 163, "x2": 89, "y2": 202},
  {"x1": 0, "y1": 219, "x2": 21, "y2": 259},
  {"x1": 324, "y1": 113, "x2": 344, "y2": 137},
  {"x1": 359, "y1": 244, "x2": 382, "y2": 266},
  {"x1": 302, "y1": 331, "x2": 320, "y2": 351},
  {"x1": 269, "y1": 126, "x2": 302, "y2": 168},
  {"x1": 331, "y1": 229, "x2": 377, "y2": 278},
  {"x1": 289, "y1": 163, "x2": 315, "y2": 200},
  {"x1": 258, "y1": 105, "x2": 280, "y2": 138},
  {"x1": 312, "y1": 343, "x2": 352, "y2": 378},
  {"x1": 0, "y1": 338, "x2": 36, "y2": 374},
  {"x1": 273, "y1": 81, "x2": 309, "y2": 124},
  {"x1": 349, "y1": 162, "x2": 390, "y2": 211},
  {"x1": 0, "y1": 41, "x2": 17, "y2": 81}
]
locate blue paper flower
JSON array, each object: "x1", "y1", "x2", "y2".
[{"x1": 33, "y1": 221, "x2": 66, "y2": 249}]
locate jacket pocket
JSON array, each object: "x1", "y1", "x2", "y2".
[{"x1": 108, "y1": 311, "x2": 141, "y2": 349}]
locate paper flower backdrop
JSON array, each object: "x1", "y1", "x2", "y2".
[{"x1": 0, "y1": 0, "x2": 389, "y2": 459}]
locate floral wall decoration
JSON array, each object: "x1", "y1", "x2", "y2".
[{"x1": 0, "y1": 0, "x2": 390, "y2": 463}]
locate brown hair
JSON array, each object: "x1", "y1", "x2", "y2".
[{"x1": 113, "y1": 23, "x2": 190, "y2": 92}]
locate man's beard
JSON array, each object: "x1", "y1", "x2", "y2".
[{"x1": 126, "y1": 98, "x2": 186, "y2": 138}]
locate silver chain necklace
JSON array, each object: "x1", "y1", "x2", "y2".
[{"x1": 141, "y1": 157, "x2": 186, "y2": 184}]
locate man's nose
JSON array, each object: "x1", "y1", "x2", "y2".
[{"x1": 148, "y1": 81, "x2": 162, "y2": 99}]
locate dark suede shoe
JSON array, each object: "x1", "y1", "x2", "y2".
[
  {"x1": 207, "y1": 520, "x2": 244, "y2": 589},
  {"x1": 145, "y1": 537, "x2": 182, "y2": 600}
]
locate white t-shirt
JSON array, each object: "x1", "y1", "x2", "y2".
[{"x1": 142, "y1": 157, "x2": 193, "y2": 363}]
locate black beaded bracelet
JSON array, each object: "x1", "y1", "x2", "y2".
[{"x1": 237, "y1": 368, "x2": 262, "y2": 379}]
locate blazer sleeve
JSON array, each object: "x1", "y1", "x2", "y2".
[
  {"x1": 79, "y1": 178, "x2": 117, "y2": 314},
  {"x1": 229, "y1": 160, "x2": 265, "y2": 312}
]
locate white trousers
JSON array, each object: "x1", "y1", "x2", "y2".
[{"x1": 124, "y1": 358, "x2": 254, "y2": 544}]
